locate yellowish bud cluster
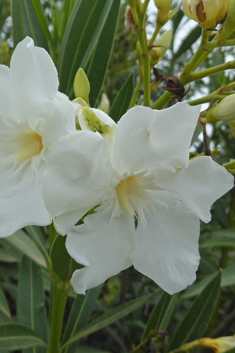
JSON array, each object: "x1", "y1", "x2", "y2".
[{"x1": 183, "y1": 0, "x2": 232, "y2": 29}]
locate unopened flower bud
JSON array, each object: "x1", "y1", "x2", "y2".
[
  {"x1": 200, "y1": 335, "x2": 235, "y2": 353},
  {"x1": 183, "y1": 0, "x2": 232, "y2": 29},
  {"x1": 73, "y1": 68, "x2": 90, "y2": 104},
  {"x1": 150, "y1": 30, "x2": 172, "y2": 66},
  {"x1": 98, "y1": 93, "x2": 110, "y2": 114},
  {"x1": 154, "y1": 0, "x2": 173, "y2": 25},
  {"x1": 124, "y1": 7, "x2": 138, "y2": 34},
  {"x1": 206, "y1": 94, "x2": 235, "y2": 123}
]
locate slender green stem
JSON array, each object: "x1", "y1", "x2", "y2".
[
  {"x1": 188, "y1": 94, "x2": 224, "y2": 106},
  {"x1": 186, "y1": 60, "x2": 235, "y2": 84},
  {"x1": 129, "y1": 76, "x2": 143, "y2": 108},
  {"x1": 179, "y1": 29, "x2": 208, "y2": 82},
  {"x1": 149, "y1": 22, "x2": 161, "y2": 48},
  {"x1": 48, "y1": 280, "x2": 70, "y2": 353},
  {"x1": 137, "y1": 0, "x2": 151, "y2": 106},
  {"x1": 27, "y1": 226, "x2": 52, "y2": 273}
]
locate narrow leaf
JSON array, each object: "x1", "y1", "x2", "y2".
[
  {"x1": 158, "y1": 293, "x2": 179, "y2": 331},
  {"x1": 174, "y1": 26, "x2": 201, "y2": 60},
  {"x1": 17, "y1": 256, "x2": 48, "y2": 353},
  {"x1": 58, "y1": 0, "x2": 115, "y2": 96},
  {"x1": 0, "y1": 324, "x2": 46, "y2": 351},
  {"x1": 21, "y1": 0, "x2": 49, "y2": 50},
  {"x1": 142, "y1": 291, "x2": 171, "y2": 340},
  {"x1": 182, "y1": 266, "x2": 235, "y2": 299},
  {"x1": 0, "y1": 285, "x2": 10, "y2": 318},
  {"x1": 167, "y1": 271, "x2": 221, "y2": 351},
  {"x1": 11, "y1": 0, "x2": 25, "y2": 46},
  {"x1": 61, "y1": 286, "x2": 101, "y2": 353},
  {"x1": 6, "y1": 230, "x2": 46, "y2": 268},
  {"x1": 86, "y1": 0, "x2": 121, "y2": 107},
  {"x1": 60, "y1": 291, "x2": 157, "y2": 350},
  {"x1": 109, "y1": 71, "x2": 134, "y2": 122}
]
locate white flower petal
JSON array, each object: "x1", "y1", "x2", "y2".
[
  {"x1": 160, "y1": 156, "x2": 234, "y2": 223},
  {"x1": 10, "y1": 37, "x2": 58, "y2": 127},
  {"x1": 53, "y1": 207, "x2": 91, "y2": 235},
  {"x1": 42, "y1": 131, "x2": 116, "y2": 221},
  {"x1": 0, "y1": 176, "x2": 51, "y2": 238},
  {"x1": 0, "y1": 65, "x2": 12, "y2": 118},
  {"x1": 67, "y1": 204, "x2": 134, "y2": 294},
  {"x1": 131, "y1": 191, "x2": 200, "y2": 294},
  {"x1": 113, "y1": 104, "x2": 200, "y2": 174}
]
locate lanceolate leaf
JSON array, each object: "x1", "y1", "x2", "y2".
[
  {"x1": 17, "y1": 256, "x2": 48, "y2": 353},
  {"x1": 20, "y1": 0, "x2": 49, "y2": 51},
  {"x1": 167, "y1": 271, "x2": 221, "y2": 352},
  {"x1": 142, "y1": 291, "x2": 171, "y2": 340},
  {"x1": 11, "y1": 0, "x2": 25, "y2": 46},
  {"x1": 61, "y1": 286, "x2": 101, "y2": 353},
  {"x1": 182, "y1": 266, "x2": 235, "y2": 299},
  {"x1": 60, "y1": 291, "x2": 157, "y2": 350},
  {"x1": 0, "y1": 324, "x2": 46, "y2": 351},
  {"x1": 0, "y1": 285, "x2": 10, "y2": 319},
  {"x1": 174, "y1": 26, "x2": 201, "y2": 60},
  {"x1": 86, "y1": 0, "x2": 121, "y2": 107},
  {"x1": 58, "y1": 0, "x2": 115, "y2": 97},
  {"x1": 109, "y1": 71, "x2": 134, "y2": 122},
  {"x1": 6, "y1": 230, "x2": 46, "y2": 268}
]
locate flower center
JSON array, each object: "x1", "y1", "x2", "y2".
[
  {"x1": 14, "y1": 128, "x2": 43, "y2": 163},
  {"x1": 115, "y1": 175, "x2": 149, "y2": 215}
]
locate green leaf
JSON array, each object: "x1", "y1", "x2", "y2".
[
  {"x1": 200, "y1": 228, "x2": 235, "y2": 248},
  {"x1": 21, "y1": 0, "x2": 49, "y2": 50},
  {"x1": 17, "y1": 256, "x2": 48, "y2": 353},
  {"x1": 58, "y1": 0, "x2": 116, "y2": 97},
  {"x1": 158, "y1": 293, "x2": 179, "y2": 331},
  {"x1": 58, "y1": 0, "x2": 76, "y2": 38},
  {"x1": 167, "y1": 271, "x2": 221, "y2": 352},
  {"x1": 181, "y1": 266, "x2": 235, "y2": 299},
  {"x1": 78, "y1": 347, "x2": 111, "y2": 353},
  {"x1": 50, "y1": 235, "x2": 81, "y2": 281},
  {"x1": 109, "y1": 71, "x2": 134, "y2": 122},
  {"x1": 174, "y1": 26, "x2": 202, "y2": 60},
  {"x1": 86, "y1": 0, "x2": 121, "y2": 107},
  {"x1": 0, "y1": 323, "x2": 46, "y2": 351},
  {"x1": 60, "y1": 291, "x2": 157, "y2": 350},
  {"x1": 6, "y1": 230, "x2": 46, "y2": 268},
  {"x1": 0, "y1": 285, "x2": 10, "y2": 318},
  {"x1": 11, "y1": 0, "x2": 25, "y2": 46},
  {"x1": 191, "y1": 124, "x2": 202, "y2": 146},
  {"x1": 61, "y1": 286, "x2": 101, "y2": 353},
  {"x1": 142, "y1": 291, "x2": 171, "y2": 340}
]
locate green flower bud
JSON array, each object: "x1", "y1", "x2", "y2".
[
  {"x1": 150, "y1": 30, "x2": 172, "y2": 66},
  {"x1": 98, "y1": 93, "x2": 110, "y2": 114},
  {"x1": 73, "y1": 68, "x2": 90, "y2": 104},
  {"x1": 206, "y1": 94, "x2": 235, "y2": 123},
  {"x1": 154, "y1": 0, "x2": 173, "y2": 25}
]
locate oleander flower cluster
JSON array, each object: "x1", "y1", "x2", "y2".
[{"x1": 0, "y1": 38, "x2": 233, "y2": 295}]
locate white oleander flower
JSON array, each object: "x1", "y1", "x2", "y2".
[
  {"x1": 42, "y1": 103, "x2": 234, "y2": 295},
  {"x1": 0, "y1": 37, "x2": 76, "y2": 237}
]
